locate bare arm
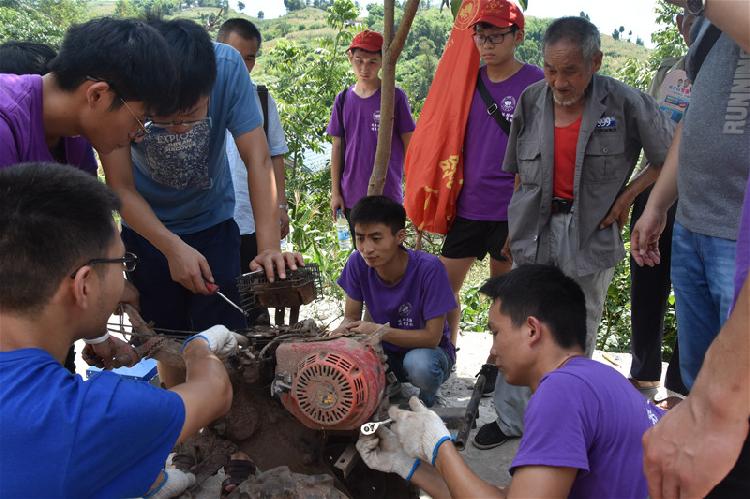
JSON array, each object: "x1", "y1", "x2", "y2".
[
  {"x1": 347, "y1": 315, "x2": 446, "y2": 349},
  {"x1": 643, "y1": 273, "x2": 750, "y2": 498},
  {"x1": 100, "y1": 147, "x2": 212, "y2": 294},
  {"x1": 433, "y1": 443, "x2": 507, "y2": 498},
  {"x1": 410, "y1": 463, "x2": 452, "y2": 499},
  {"x1": 401, "y1": 132, "x2": 413, "y2": 153},
  {"x1": 330, "y1": 136, "x2": 345, "y2": 219},
  {"x1": 273, "y1": 154, "x2": 289, "y2": 238},
  {"x1": 599, "y1": 163, "x2": 661, "y2": 230},
  {"x1": 705, "y1": 0, "x2": 750, "y2": 53},
  {"x1": 170, "y1": 339, "x2": 232, "y2": 443}
]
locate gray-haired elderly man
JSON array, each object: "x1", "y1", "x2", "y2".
[{"x1": 474, "y1": 16, "x2": 676, "y2": 450}]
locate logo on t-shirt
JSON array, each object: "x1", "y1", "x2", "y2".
[
  {"x1": 500, "y1": 95, "x2": 516, "y2": 113},
  {"x1": 397, "y1": 302, "x2": 414, "y2": 328},
  {"x1": 371, "y1": 110, "x2": 381, "y2": 133}
]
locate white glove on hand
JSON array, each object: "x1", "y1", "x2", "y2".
[
  {"x1": 356, "y1": 426, "x2": 419, "y2": 480},
  {"x1": 143, "y1": 468, "x2": 195, "y2": 499},
  {"x1": 182, "y1": 325, "x2": 242, "y2": 358},
  {"x1": 389, "y1": 396, "x2": 451, "y2": 464}
]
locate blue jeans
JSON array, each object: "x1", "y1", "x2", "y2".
[
  {"x1": 386, "y1": 347, "x2": 452, "y2": 407},
  {"x1": 671, "y1": 222, "x2": 736, "y2": 390},
  {"x1": 122, "y1": 219, "x2": 247, "y2": 334}
]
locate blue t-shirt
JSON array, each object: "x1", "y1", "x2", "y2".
[
  {"x1": 0, "y1": 349, "x2": 185, "y2": 498},
  {"x1": 510, "y1": 357, "x2": 663, "y2": 498},
  {"x1": 130, "y1": 42, "x2": 262, "y2": 234},
  {"x1": 337, "y1": 249, "x2": 457, "y2": 361}
]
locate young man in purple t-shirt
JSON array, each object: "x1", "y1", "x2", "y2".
[
  {"x1": 358, "y1": 265, "x2": 663, "y2": 498},
  {"x1": 0, "y1": 18, "x2": 177, "y2": 171},
  {"x1": 336, "y1": 196, "x2": 457, "y2": 407},
  {"x1": 327, "y1": 30, "x2": 416, "y2": 225},
  {"x1": 438, "y1": 1, "x2": 543, "y2": 354}
]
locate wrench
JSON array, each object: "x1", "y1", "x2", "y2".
[{"x1": 360, "y1": 418, "x2": 393, "y2": 436}]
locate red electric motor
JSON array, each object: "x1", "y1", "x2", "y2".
[{"x1": 272, "y1": 337, "x2": 386, "y2": 431}]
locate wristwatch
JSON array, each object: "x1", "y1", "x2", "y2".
[{"x1": 686, "y1": 0, "x2": 706, "y2": 15}]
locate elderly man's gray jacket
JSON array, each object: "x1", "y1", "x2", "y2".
[{"x1": 503, "y1": 73, "x2": 675, "y2": 275}]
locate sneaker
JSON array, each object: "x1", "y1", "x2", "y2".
[{"x1": 472, "y1": 422, "x2": 518, "y2": 450}]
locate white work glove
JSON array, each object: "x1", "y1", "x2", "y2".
[
  {"x1": 142, "y1": 468, "x2": 195, "y2": 499},
  {"x1": 356, "y1": 426, "x2": 420, "y2": 480},
  {"x1": 182, "y1": 325, "x2": 242, "y2": 358},
  {"x1": 389, "y1": 396, "x2": 452, "y2": 465}
]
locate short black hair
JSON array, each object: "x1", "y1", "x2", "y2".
[
  {"x1": 0, "y1": 42, "x2": 57, "y2": 75},
  {"x1": 542, "y1": 16, "x2": 601, "y2": 61},
  {"x1": 0, "y1": 163, "x2": 121, "y2": 313},
  {"x1": 146, "y1": 17, "x2": 217, "y2": 113},
  {"x1": 350, "y1": 196, "x2": 406, "y2": 235},
  {"x1": 480, "y1": 264, "x2": 587, "y2": 350},
  {"x1": 46, "y1": 17, "x2": 179, "y2": 116},
  {"x1": 217, "y1": 18, "x2": 262, "y2": 46}
]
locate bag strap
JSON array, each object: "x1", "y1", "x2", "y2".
[
  {"x1": 690, "y1": 24, "x2": 721, "y2": 80},
  {"x1": 337, "y1": 87, "x2": 348, "y2": 175},
  {"x1": 476, "y1": 72, "x2": 511, "y2": 136},
  {"x1": 256, "y1": 85, "x2": 269, "y2": 138}
]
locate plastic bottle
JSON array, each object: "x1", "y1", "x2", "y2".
[{"x1": 336, "y1": 209, "x2": 352, "y2": 251}]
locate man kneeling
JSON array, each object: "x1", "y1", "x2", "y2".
[
  {"x1": 0, "y1": 164, "x2": 238, "y2": 498},
  {"x1": 357, "y1": 264, "x2": 663, "y2": 497},
  {"x1": 336, "y1": 196, "x2": 457, "y2": 407}
]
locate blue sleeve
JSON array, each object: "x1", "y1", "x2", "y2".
[
  {"x1": 221, "y1": 47, "x2": 262, "y2": 138},
  {"x1": 64, "y1": 374, "x2": 185, "y2": 498},
  {"x1": 337, "y1": 252, "x2": 365, "y2": 302},
  {"x1": 420, "y1": 257, "x2": 457, "y2": 321},
  {"x1": 266, "y1": 93, "x2": 289, "y2": 157},
  {"x1": 510, "y1": 374, "x2": 593, "y2": 474}
]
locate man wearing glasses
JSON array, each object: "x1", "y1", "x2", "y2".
[
  {"x1": 99, "y1": 18, "x2": 302, "y2": 387},
  {"x1": 0, "y1": 163, "x2": 240, "y2": 498},
  {"x1": 0, "y1": 17, "x2": 179, "y2": 368}
]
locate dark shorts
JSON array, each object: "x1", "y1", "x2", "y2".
[
  {"x1": 441, "y1": 217, "x2": 509, "y2": 261},
  {"x1": 122, "y1": 219, "x2": 247, "y2": 336}
]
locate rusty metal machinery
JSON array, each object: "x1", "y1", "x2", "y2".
[{"x1": 272, "y1": 337, "x2": 387, "y2": 431}]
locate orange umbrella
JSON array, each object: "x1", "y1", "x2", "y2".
[{"x1": 404, "y1": 0, "x2": 482, "y2": 235}]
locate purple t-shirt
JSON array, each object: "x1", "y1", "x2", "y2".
[
  {"x1": 457, "y1": 64, "x2": 544, "y2": 221},
  {"x1": 511, "y1": 357, "x2": 664, "y2": 498},
  {"x1": 0, "y1": 74, "x2": 98, "y2": 175},
  {"x1": 734, "y1": 173, "x2": 750, "y2": 306},
  {"x1": 327, "y1": 86, "x2": 416, "y2": 209},
  {"x1": 337, "y1": 248, "x2": 457, "y2": 361}
]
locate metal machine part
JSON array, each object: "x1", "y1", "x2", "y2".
[
  {"x1": 237, "y1": 264, "x2": 323, "y2": 311},
  {"x1": 272, "y1": 337, "x2": 386, "y2": 430}
]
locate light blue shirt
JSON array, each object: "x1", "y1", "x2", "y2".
[
  {"x1": 129, "y1": 43, "x2": 262, "y2": 234},
  {"x1": 228, "y1": 90, "x2": 288, "y2": 235}
]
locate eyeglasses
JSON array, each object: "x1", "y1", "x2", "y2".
[
  {"x1": 149, "y1": 117, "x2": 211, "y2": 132},
  {"x1": 119, "y1": 98, "x2": 154, "y2": 140},
  {"x1": 70, "y1": 252, "x2": 138, "y2": 278},
  {"x1": 473, "y1": 29, "x2": 517, "y2": 47},
  {"x1": 85, "y1": 76, "x2": 153, "y2": 139}
]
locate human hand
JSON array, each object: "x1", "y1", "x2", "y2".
[
  {"x1": 643, "y1": 395, "x2": 748, "y2": 499},
  {"x1": 280, "y1": 209, "x2": 290, "y2": 239},
  {"x1": 249, "y1": 249, "x2": 303, "y2": 282},
  {"x1": 164, "y1": 239, "x2": 213, "y2": 294},
  {"x1": 331, "y1": 193, "x2": 345, "y2": 220},
  {"x1": 182, "y1": 325, "x2": 244, "y2": 358},
  {"x1": 84, "y1": 336, "x2": 139, "y2": 369},
  {"x1": 345, "y1": 321, "x2": 383, "y2": 335},
  {"x1": 116, "y1": 280, "x2": 140, "y2": 312},
  {"x1": 630, "y1": 207, "x2": 668, "y2": 267},
  {"x1": 600, "y1": 192, "x2": 633, "y2": 230},
  {"x1": 389, "y1": 397, "x2": 452, "y2": 463},
  {"x1": 501, "y1": 238, "x2": 512, "y2": 262},
  {"x1": 356, "y1": 426, "x2": 419, "y2": 479}
]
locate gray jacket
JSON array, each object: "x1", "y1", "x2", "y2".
[{"x1": 503, "y1": 74, "x2": 675, "y2": 275}]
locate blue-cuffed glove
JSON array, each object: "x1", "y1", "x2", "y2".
[
  {"x1": 182, "y1": 325, "x2": 241, "y2": 358},
  {"x1": 389, "y1": 397, "x2": 452, "y2": 465},
  {"x1": 356, "y1": 426, "x2": 420, "y2": 480},
  {"x1": 142, "y1": 468, "x2": 195, "y2": 499}
]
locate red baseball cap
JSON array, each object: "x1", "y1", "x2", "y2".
[
  {"x1": 348, "y1": 30, "x2": 384, "y2": 53},
  {"x1": 471, "y1": 0, "x2": 525, "y2": 31}
]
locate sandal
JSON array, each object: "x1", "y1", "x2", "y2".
[
  {"x1": 628, "y1": 378, "x2": 660, "y2": 391},
  {"x1": 221, "y1": 456, "x2": 256, "y2": 497},
  {"x1": 654, "y1": 395, "x2": 684, "y2": 410}
]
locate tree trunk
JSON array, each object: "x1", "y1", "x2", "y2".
[{"x1": 367, "y1": 0, "x2": 420, "y2": 196}]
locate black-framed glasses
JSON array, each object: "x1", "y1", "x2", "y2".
[
  {"x1": 70, "y1": 252, "x2": 138, "y2": 278},
  {"x1": 473, "y1": 28, "x2": 517, "y2": 47}
]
